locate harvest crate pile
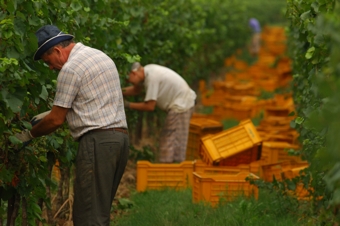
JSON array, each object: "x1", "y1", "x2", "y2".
[{"x1": 136, "y1": 26, "x2": 309, "y2": 206}]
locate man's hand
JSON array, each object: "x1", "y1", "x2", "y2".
[
  {"x1": 31, "y1": 110, "x2": 51, "y2": 126},
  {"x1": 15, "y1": 129, "x2": 34, "y2": 143},
  {"x1": 124, "y1": 100, "x2": 130, "y2": 109}
]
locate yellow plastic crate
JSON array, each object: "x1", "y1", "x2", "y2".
[
  {"x1": 136, "y1": 161, "x2": 194, "y2": 192},
  {"x1": 265, "y1": 106, "x2": 292, "y2": 118},
  {"x1": 233, "y1": 60, "x2": 248, "y2": 71},
  {"x1": 218, "y1": 144, "x2": 262, "y2": 166},
  {"x1": 201, "y1": 90, "x2": 227, "y2": 106},
  {"x1": 261, "y1": 160, "x2": 308, "y2": 182},
  {"x1": 261, "y1": 162, "x2": 285, "y2": 182},
  {"x1": 193, "y1": 171, "x2": 259, "y2": 206},
  {"x1": 282, "y1": 165, "x2": 308, "y2": 180},
  {"x1": 261, "y1": 141, "x2": 302, "y2": 164},
  {"x1": 193, "y1": 159, "x2": 250, "y2": 175},
  {"x1": 230, "y1": 105, "x2": 253, "y2": 120},
  {"x1": 230, "y1": 83, "x2": 255, "y2": 96},
  {"x1": 186, "y1": 118, "x2": 223, "y2": 160},
  {"x1": 249, "y1": 160, "x2": 263, "y2": 177},
  {"x1": 200, "y1": 119, "x2": 262, "y2": 165},
  {"x1": 295, "y1": 183, "x2": 311, "y2": 200}
]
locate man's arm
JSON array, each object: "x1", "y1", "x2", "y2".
[
  {"x1": 122, "y1": 85, "x2": 143, "y2": 96},
  {"x1": 129, "y1": 100, "x2": 156, "y2": 111},
  {"x1": 30, "y1": 105, "x2": 68, "y2": 138}
]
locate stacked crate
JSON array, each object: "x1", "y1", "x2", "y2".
[
  {"x1": 186, "y1": 117, "x2": 223, "y2": 160},
  {"x1": 201, "y1": 26, "x2": 294, "y2": 122},
  {"x1": 136, "y1": 161, "x2": 194, "y2": 192},
  {"x1": 261, "y1": 160, "x2": 310, "y2": 200},
  {"x1": 257, "y1": 93, "x2": 298, "y2": 143},
  {"x1": 261, "y1": 160, "x2": 308, "y2": 182},
  {"x1": 191, "y1": 119, "x2": 262, "y2": 205},
  {"x1": 254, "y1": 92, "x2": 303, "y2": 166},
  {"x1": 135, "y1": 26, "x2": 309, "y2": 205},
  {"x1": 192, "y1": 170, "x2": 259, "y2": 206},
  {"x1": 192, "y1": 159, "x2": 260, "y2": 206},
  {"x1": 199, "y1": 119, "x2": 262, "y2": 166}
]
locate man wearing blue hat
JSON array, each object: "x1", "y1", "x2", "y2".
[{"x1": 14, "y1": 25, "x2": 129, "y2": 225}]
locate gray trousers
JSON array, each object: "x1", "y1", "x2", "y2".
[
  {"x1": 73, "y1": 129, "x2": 129, "y2": 226},
  {"x1": 159, "y1": 106, "x2": 194, "y2": 163}
]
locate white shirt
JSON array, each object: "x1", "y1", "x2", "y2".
[{"x1": 143, "y1": 64, "x2": 196, "y2": 112}]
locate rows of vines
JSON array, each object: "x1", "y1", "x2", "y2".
[
  {"x1": 0, "y1": 0, "x2": 286, "y2": 225},
  {"x1": 286, "y1": 0, "x2": 340, "y2": 223}
]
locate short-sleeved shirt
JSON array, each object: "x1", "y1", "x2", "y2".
[
  {"x1": 249, "y1": 18, "x2": 261, "y2": 33},
  {"x1": 143, "y1": 64, "x2": 196, "y2": 112},
  {"x1": 54, "y1": 43, "x2": 127, "y2": 139}
]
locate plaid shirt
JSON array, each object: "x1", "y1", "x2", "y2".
[{"x1": 54, "y1": 43, "x2": 127, "y2": 139}]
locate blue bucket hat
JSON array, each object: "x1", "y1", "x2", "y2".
[{"x1": 34, "y1": 25, "x2": 74, "y2": 61}]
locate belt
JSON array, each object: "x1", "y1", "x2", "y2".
[{"x1": 90, "y1": 128, "x2": 128, "y2": 135}]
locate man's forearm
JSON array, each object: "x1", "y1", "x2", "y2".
[
  {"x1": 30, "y1": 115, "x2": 63, "y2": 137},
  {"x1": 122, "y1": 86, "x2": 142, "y2": 96},
  {"x1": 30, "y1": 106, "x2": 68, "y2": 138},
  {"x1": 129, "y1": 101, "x2": 155, "y2": 111}
]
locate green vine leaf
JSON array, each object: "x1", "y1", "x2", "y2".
[
  {"x1": 300, "y1": 10, "x2": 311, "y2": 20},
  {"x1": 1, "y1": 88, "x2": 26, "y2": 113},
  {"x1": 295, "y1": 117, "x2": 304, "y2": 125},
  {"x1": 305, "y1": 46, "x2": 315, "y2": 59}
]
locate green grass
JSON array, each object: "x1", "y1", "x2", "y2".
[{"x1": 112, "y1": 188, "x2": 309, "y2": 226}]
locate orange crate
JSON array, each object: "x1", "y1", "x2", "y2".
[
  {"x1": 261, "y1": 160, "x2": 308, "y2": 182},
  {"x1": 249, "y1": 160, "x2": 263, "y2": 176},
  {"x1": 136, "y1": 161, "x2": 194, "y2": 192},
  {"x1": 282, "y1": 165, "x2": 308, "y2": 179},
  {"x1": 225, "y1": 95, "x2": 250, "y2": 105},
  {"x1": 193, "y1": 171, "x2": 259, "y2": 206},
  {"x1": 261, "y1": 141, "x2": 302, "y2": 164},
  {"x1": 218, "y1": 144, "x2": 262, "y2": 166},
  {"x1": 193, "y1": 159, "x2": 250, "y2": 174},
  {"x1": 233, "y1": 60, "x2": 248, "y2": 71},
  {"x1": 199, "y1": 79, "x2": 206, "y2": 93},
  {"x1": 258, "y1": 79, "x2": 279, "y2": 92},
  {"x1": 186, "y1": 118, "x2": 223, "y2": 160},
  {"x1": 265, "y1": 106, "x2": 292, "y2": 117},
  {"x1": 230, "y1": 105, "x2": 253, "y2": 120},
  {"x1": 224, "y1": 56, "x2": 236, "y2": 67},
  {"x1": 261, "y1": 162, "x2": 285, "y2": 182},
  {"x1": 201, "y1": 90, "x2": 227, "y2": 106},
  {"x1": 294, "y1": 183, "x2": 309, "y2": 199},
  {"x1": 200, "y1": 119, "x2": 262, "y2": 165},
  {"x1": 230, "y1": 83, "x2": 255, "y2": 96}
]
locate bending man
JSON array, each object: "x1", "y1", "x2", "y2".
[{"x1": 123, "y1": 63, "x2": 196, "y2": 163}]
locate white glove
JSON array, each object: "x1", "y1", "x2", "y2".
[
  {"x1": 31, "y1": 110, "x2": 51, "y2": 125},
  {"x1": 15, "y1": 129, "x2": 34, "y2": 143}
]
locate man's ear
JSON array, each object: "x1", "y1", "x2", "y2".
[{"x1": 53, "y1": 46, "x2": 62, "y2": 55}]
